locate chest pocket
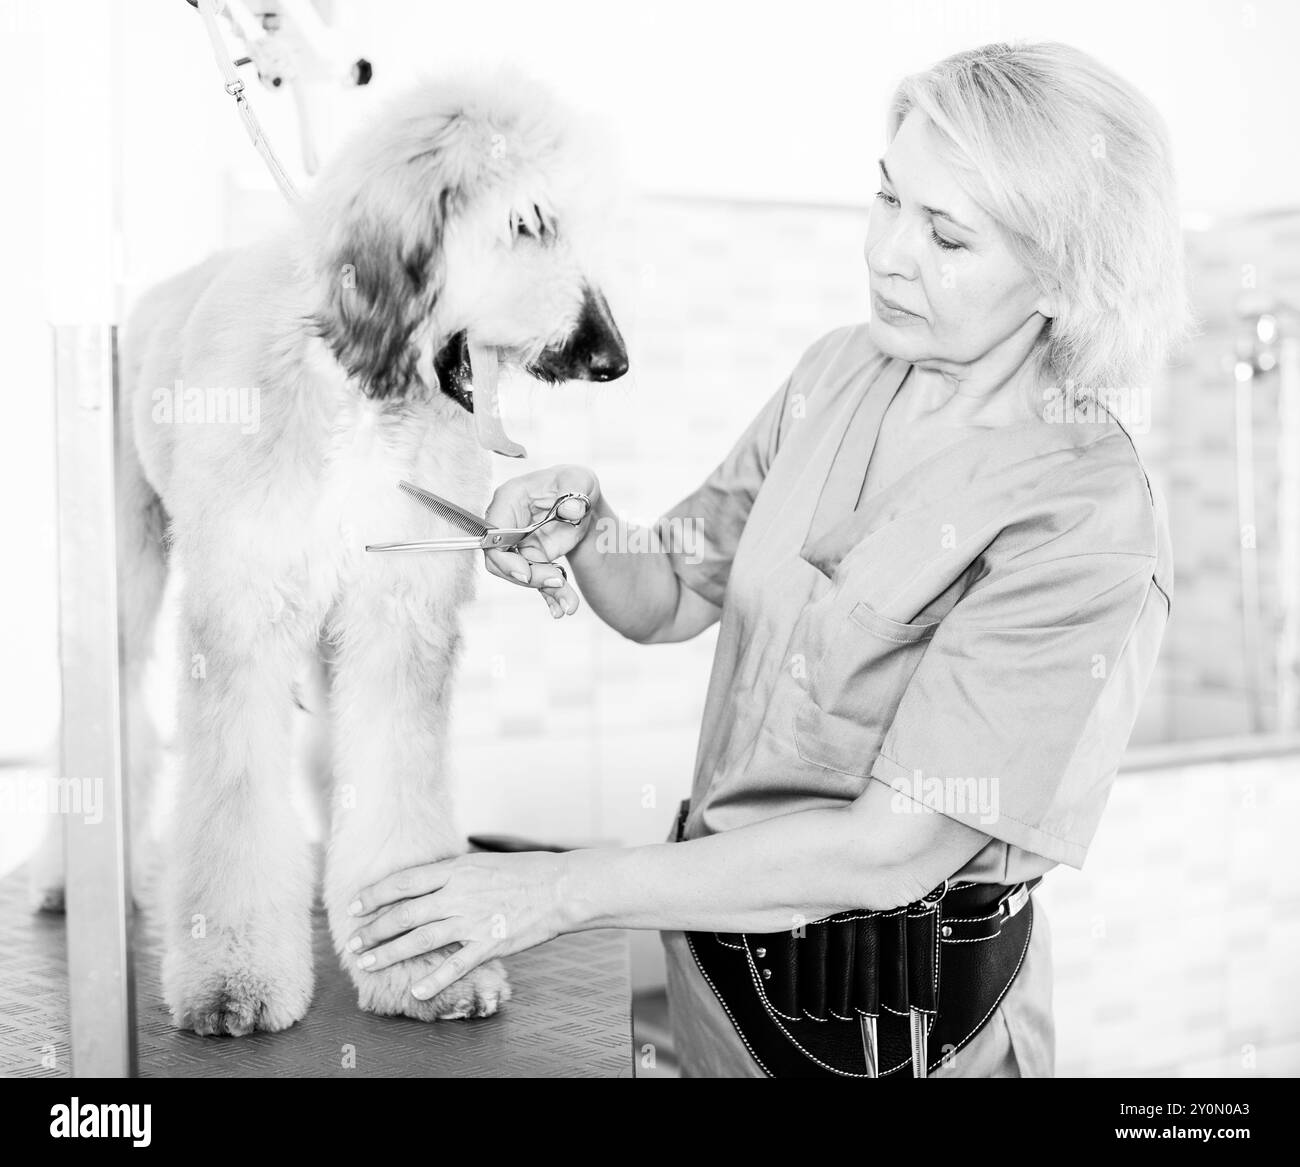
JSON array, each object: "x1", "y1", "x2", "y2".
[{"x1": 793, "y1": 598, "x2": 939, "y2": 778}]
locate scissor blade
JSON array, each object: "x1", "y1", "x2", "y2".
[
  {"x1": 365, "y1": 537, "x2": 489, "y2": 552},
  {"x1": 398, "y1": 480, "x2": 490, "y2": 536}
]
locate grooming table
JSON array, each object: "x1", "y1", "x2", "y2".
[{"x1": 0, "y1": 874, "x2": 633, "y2": 1078}]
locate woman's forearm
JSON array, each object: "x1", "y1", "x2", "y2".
[
  {"x1": 557, "y1": 812, "x2": 924, "y2": 935},
  {"x1": 555, "y1": 788, "x2": 990, "y2": 935},
  {"x1": 565, "y1": 491, "x2": 688, "y2": 642},
  {"x1": 558, "y1": 808, "x2": 891, "y2": 934}
]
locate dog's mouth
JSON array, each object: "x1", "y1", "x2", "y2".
[
  {"x1": 429, "y1": 329, "x2": 621, "y2": 413},
  {"x1": 433, "y1": 331, "x2": 475, "y2": 413},
  {"x1": 430, "y1": 292, "x2": 627, "y2": 459},
  {"x1": 428, "y1": 330, "x2": 583, "y2": 413},
  {"x1": 432, "y1": 332, "x2": 527, "y2": 458},
  {"x1": 431, "y1": 290, "x2": 628, "y2": 416}
]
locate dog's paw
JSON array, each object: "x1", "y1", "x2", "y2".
[
  {"x1": 354, "y1": 954, "x2": 511, "y2": 1022},
  {"x1": 170, "y1": 987, "x2": 305, "y2": 1037},
  {"x1": 426, "y1": 959, "x2": 512, "y2": 1020},
  {"x1": 163, "y1": 935, "x2": 313, "y2": 1037},
  {"x1": 166, "y1": 974, "x2": 313, "y2": 1037}
]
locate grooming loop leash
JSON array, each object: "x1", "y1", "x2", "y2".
[{"x1": 193, "y1": 0, "x2": 303, "y2": 205}]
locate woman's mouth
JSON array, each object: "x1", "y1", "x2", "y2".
[{"x1": 872, "y1": 290, "x2": 924, "y2": 326}]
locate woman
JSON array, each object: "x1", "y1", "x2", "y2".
[{"x1": 344, "y1": 41, "x2": 1189, "y2": 1077}]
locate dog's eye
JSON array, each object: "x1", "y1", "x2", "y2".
[
  {"x1": 511, "y1": 215, "x2": 535, "y2": 240},
  {"x1": 509, "y1": 207, "x2": 553, "y2": 244}
]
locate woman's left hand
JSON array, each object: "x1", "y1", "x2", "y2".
[{"x1": 346, "y1": 851, "x2": 576, "y2": 1000}]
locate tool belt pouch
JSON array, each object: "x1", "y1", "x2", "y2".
[{"x1": 673, "y1": 799, "x2": 1037, "y2": 1078}]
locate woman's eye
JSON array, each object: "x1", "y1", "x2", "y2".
[
  {"x1": 929, "y1": 227, "x2": 963, "y2": 252},
  {"x1": 873, "y1": 191, "x2": 961, "y2": 250}
]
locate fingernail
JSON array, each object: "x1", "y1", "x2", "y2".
[
  {"x1": 411, "y1": 984, "x2": 431, "y2": 1000},
  {"x1": 346, "y1": 936, "x2": 362, "y2": 953},
  {"x1": 544, "y1": 577, "x2": 563, "y2": 588},
  {"x1": 348, "y1": 899, "x2": 364, "y2": 916},
  {"x1": 511, "y1": 570, "x2": 528, "y2": 583},
  {"x1": 359, "y1": 953, "x2": 375, "y2": 969}
]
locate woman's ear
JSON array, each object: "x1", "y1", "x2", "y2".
[
  {"x1": 1034, "y1": 281, "x2": 1061, "y2": 322},
  {"x1": 311, "y1": 189, "x2": 451, "y2": 399}
]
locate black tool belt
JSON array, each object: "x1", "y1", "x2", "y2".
[{"x1": 674, "y1": 799, "x2": 1039, "y2": 1078}]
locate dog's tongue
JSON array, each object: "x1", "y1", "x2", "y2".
[{"x1": 467, "y1": 341, "x2": 527, "y2": 458}]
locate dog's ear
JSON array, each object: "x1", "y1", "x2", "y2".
[{"x1": 311, "y1": 188, "x2": 453, "y2": 399}]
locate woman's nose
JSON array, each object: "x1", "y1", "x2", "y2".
[{"x1": 865, "y1": 217, "x2": 919, "y2": 282}]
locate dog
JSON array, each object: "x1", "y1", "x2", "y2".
[{"x1": 108, "y1": 72, "x2": 626, "y2": 1035}]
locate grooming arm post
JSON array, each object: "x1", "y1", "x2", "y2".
[{"x1": 55, "y1": 325, "x2": 137, "y2": 1077}]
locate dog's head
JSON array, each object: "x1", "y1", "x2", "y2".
[{"x1": 308, "y1": 72, "x2": 627, "y2": 411}]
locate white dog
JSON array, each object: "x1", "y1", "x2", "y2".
[{"x1": 111, "y1": 74, "x2": 626, "y2": 1035}]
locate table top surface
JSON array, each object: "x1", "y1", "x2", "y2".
[{"x1": 0, "y1": 873, "x2": 634, "y2": 1079}]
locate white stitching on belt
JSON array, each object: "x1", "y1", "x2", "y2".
[{"x1": 685, "y1": 932, "x2": 775, "y2": 1077}]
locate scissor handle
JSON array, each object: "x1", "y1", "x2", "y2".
[
  {"x1": 475, "y1": 493, "x2": 593, "y2": 551},
  {"x1": 539, "y1": 491, "x2": 591, "y2": 528}
]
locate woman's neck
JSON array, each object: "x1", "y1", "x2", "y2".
[{"x1": 903, "y1": 315, "x2": 1051, "y2": 429}]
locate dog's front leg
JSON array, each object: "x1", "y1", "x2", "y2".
[
  {"x1": 161, "y1": 586, "x2": 319, "y2": 1036},
  {"x1": 324, "y1": 585, "x2": 511, "y2": 1021}
]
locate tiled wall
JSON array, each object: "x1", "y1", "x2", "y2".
[
  {"x1": 1041, "y1": 750, "x2": 1300, "y2": 1078},
  {"x1": 1139, "y1": 212, "x2": 1300, "y2": 743}
]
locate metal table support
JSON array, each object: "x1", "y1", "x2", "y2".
[{"x1": 53, "y1": 324, "x2": 136, "y2": 1076}]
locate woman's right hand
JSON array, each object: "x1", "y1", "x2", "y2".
[{"x1": 481, "y1": 464, "x2": 600, "y2": 618}]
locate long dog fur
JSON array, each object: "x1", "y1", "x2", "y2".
[{"x1": 104, "y1": 73, "x2": 620, "y2": 1035}]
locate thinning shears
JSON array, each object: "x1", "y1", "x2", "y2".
[{"x1": 365, "y1": 480, "x2": 591, "y2": 556}]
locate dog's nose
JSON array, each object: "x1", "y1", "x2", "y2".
[
  {"x1": 586, "y1": 347, "x2": 629, "y2": 381},
  {"x1": 567, "y1": 287, "x2": 628, "y2": 382},
  {"x1": 528, "y1": 287, "x2": 630, "y2": 384}
]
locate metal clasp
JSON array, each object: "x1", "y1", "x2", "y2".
[
  {"x1": 920, "y1": 879, "x2": 948, "y2": 908},
  {"x1": 998, "y1": 882, "x2": 1031, "y2": 922}
]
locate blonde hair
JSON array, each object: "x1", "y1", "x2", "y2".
[{"x1": 888, "y1": 41, "x2": 1196, "y2": 393}]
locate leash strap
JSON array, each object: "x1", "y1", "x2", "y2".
[{"x1": 195, "y1": 0, "x2": 303, "y2": 205}]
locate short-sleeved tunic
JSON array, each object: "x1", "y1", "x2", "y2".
[{"x1": 654, "y1": 324, "x2": 1173, "y2": 1077}]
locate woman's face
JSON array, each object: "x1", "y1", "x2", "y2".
[{"x1": 864, "y1": 110, "x2": 1052, "y2": 370}]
